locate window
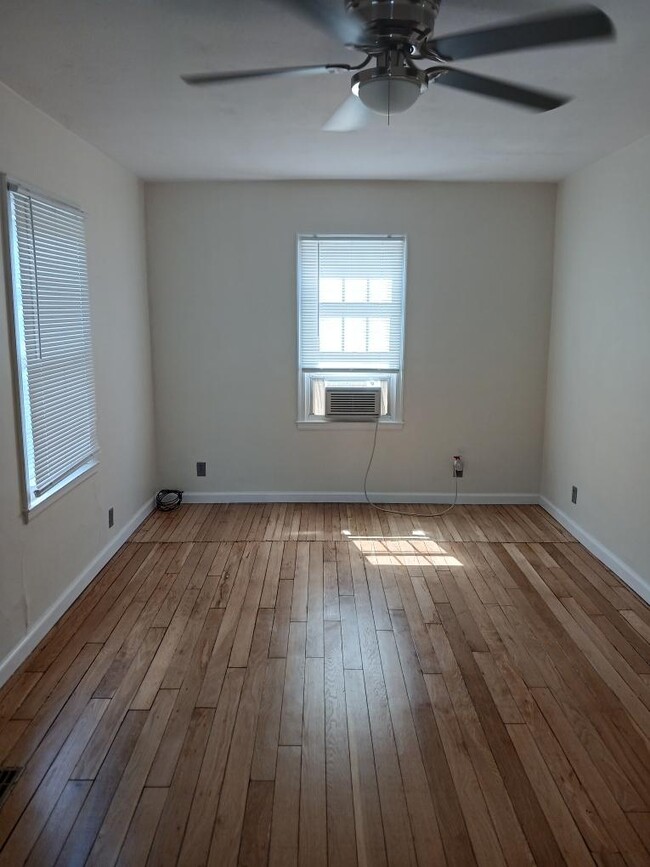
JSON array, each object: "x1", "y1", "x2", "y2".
[
  {"x1": 298, "y1": 235, "x2": 406, "y2": 423},
  {"x1": 3, "y1": 179, "x2": 98, "y2": 515}
]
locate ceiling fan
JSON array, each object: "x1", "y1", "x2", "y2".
[{"x1": 181, "y1": 1, "x2": 615, "y2": 131}]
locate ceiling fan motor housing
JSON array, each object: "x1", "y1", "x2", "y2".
[{"x1": 346, "y1": 0, "x2": 441, "y2": 48}]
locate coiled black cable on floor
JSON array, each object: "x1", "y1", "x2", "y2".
[{"x1": 155, "y1": 489, "x2": 183, "y2": 511}]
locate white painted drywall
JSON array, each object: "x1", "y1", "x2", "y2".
[
  {"x1": 145, "y1": 180, "x2": 556, "y2": 498},
  {"x1": 0, "y1": 84, "x2": 156, "y2": 668},
  {"x1": 542, "y1": 134, "x2": 650, "y2": 584}
]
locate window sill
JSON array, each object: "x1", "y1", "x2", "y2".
[
  {"x1": 296, "y1": 420, "x2": 403, "y2": 431},
  {"x1": 24, "y1": 459, "x2": 99, "y2": 522}
]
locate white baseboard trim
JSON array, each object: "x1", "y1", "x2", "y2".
[
  {"x1": 183, "y1": 491, "x2": 539, "y2": 505},
  {"x1": 539, "y1": 497, "x2": 649, "y2": 604},
  {"x1": 0, "y1": 498, "x2": 154, "y2": 688}
]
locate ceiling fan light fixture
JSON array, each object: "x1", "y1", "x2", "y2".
[{"x1": 352, "y1": 66, "x2": 427, "y2": 115}]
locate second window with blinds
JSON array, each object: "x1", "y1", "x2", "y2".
[
  {"x1": 297, "y1": 234, "x2": 406, "y2": 424},
  {"x1": 4, "y1": 180, "x2": 98, "y2": 516}
]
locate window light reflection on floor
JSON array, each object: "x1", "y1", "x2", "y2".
[
  {"x1": 340, "y1": 532, "x2": 463, "y2": 567},
  {"x1": 364, "y1": 553, "x2": 463, "y2": 566}
]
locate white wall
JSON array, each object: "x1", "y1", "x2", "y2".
[
  {"x1": 0, "y1": 84, "x2": 156, "y2": 673},
  {"x1": 145, "y1": 181, "x2": 556, "y2": 499},
  {"x1": 542, "y1": 135, "x2": 650, "y2": 588}
]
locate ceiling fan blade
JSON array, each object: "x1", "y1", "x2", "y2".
[
  {"x1": 323, "y1": 95, "x2": 374, "y2": 132},
  {"x1": 182, "y1": 64, "x2": 347, "y2": 85},
  {"x1": 435, "y1": 68, "x2": 569, "y2": 112},
  {"x1": 270, "y1": 0, "x2": 365, "y2": 45},
  {"x1": 428, "y1": 5, "x2": 614, "y2": 62}
]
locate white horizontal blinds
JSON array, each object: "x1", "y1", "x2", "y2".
[
  {"x1": 8, "y1": 185, "x2": 98, "y2": 500},
  {"x1": 299, "y1": 236, "x2": 405, "y2": 370}
]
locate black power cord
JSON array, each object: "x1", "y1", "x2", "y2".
[{"x1": 155, "y1": 489, "x2": 183, "y2": 512}]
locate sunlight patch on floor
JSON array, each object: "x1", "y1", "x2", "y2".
[
  {"x1": 365, "y1": 553, "x2": 463, "y2": 567},
  {"x1": 341, "y1": 534, "x2": 462, "y2": 567}
]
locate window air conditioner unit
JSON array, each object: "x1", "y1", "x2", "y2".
[{"x1": 325, "y1": 386, "x2": 382, "y2": 421}]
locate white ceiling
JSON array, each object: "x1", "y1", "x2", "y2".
[{"x1": 1, "y1": 0, "x2": 650, "y2": 181}]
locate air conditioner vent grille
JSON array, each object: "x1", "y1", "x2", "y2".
[{"x1": 325, "y1": 387, "x2": 381, "y2": 420}]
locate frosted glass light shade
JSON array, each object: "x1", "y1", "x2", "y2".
[{"x1": 354, "y1": 75, "x2": 422, "y2": 115}]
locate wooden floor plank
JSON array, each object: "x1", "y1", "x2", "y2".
[
  {"x1": 1, "y1": 631, "x2": 130, "y2": 848},
  {"x1": 291, "y1": 542, "x2": 309, "y2": 622},
  {"x1": 429, "y1": 624, "x2": 535, "y2": 866},
  {"x1": 323, "y1": 542, "x2": 341, "y2": 622},
  {"x1": 259, "y1": 541, "x2": 285, "y2": 608},
  {"x1": 349, "y1": 542, "x2": 418, "y2": 866},
  {"x1": 438, "y1": 603, "x2": 567, "y2": 866},
  {"x1": 497, "y1": 553, "x2": 650, "y2": 811},
  {"x1": 339, "y1": 595, "x2": 363, "y2": 670},
  {"x1": 393, "y1": 563, "x2": 441, "y2": 673},
  {"x1": 177, "y1": 668, "x2": 245, "y2": 867},
  {"x1": 0, "y1": 698, "x2": 108, "y2": 867},
  {"x1": 146, "y1": 607, "x2": 223, "y2": 787},
  {"x1": 196, "y1": 542, "x2": 257, "y2": 707},
  {"x1": 230, "y1": 543, "x2": 272, "y2": 668},
  {"x1": 0, "y1": 673, "x2": 42, "y2": 723},
  {"x1": 335, "y1": 542, "x2": 353, "y2": 596},
  {"x1": 0, "y1": 719, "x2": 29, "y2": 763},
  {"x1": 54, "y1": 710, "x2": 148, "y2": 867},
  {"x1": 532, "y1": 687, "x2": 650, "y2": 866},
  {"x1": 269, "y1": 579, "x2": 293, "y2": 658},
  {"x1": 279, "y1": 621, "x2": 307, "y2": 746},
  {"x1": 390, "y1": 609, "x2": 477, "y2": 866},
  {"x1": 306, "y1": 542, "x2": 325, "y2": 658},
  {"x1": 525, "y1": 694, "x2": 619, "y2": 857},
  {"x1": 299, "y1": 657, "x2": 327, "y2": 867},
  {"x1": 628, "y1": 814, "x2": 650, "y2": 854},
  {"x1": 324, "y1": 622, "x2": 357, "y2": 867},
  {"x1": 24, "y1": 543, "x2": 151, "y2": 674},
  {"x1": 344, "y1": 668, "x2": 387, "y2": 867},
  {"x1": 85, "y1": 689, "x2": 176, "y2": 867},
  {"x1": 7, "y1": 644, "x2": 103, "y2": 765},
  {"x1": 507, "y1": 722, "x2": 595, "y2": 866},
  {"x1": 251, "y1": 657, "x2": 286, "y2": 781},
  {"x1": 269, "y1": 745, "x2": 301, "y2": 867},
  {"x1": 207, "y1": 610, "x2": 273, "y2": 867},
  {"x1": 425, "y1": 673, "x2": 505, "y2": 867},
  {"x1": 239, "y1": 780, "x2": 274, "y2": 867},
  {"x1": 73, "y1": 626, "x2": 164, "y2": 780},
  {"x1": 147, "y1": 706, "x2": 214, "y2": 866},
  {"x1": 115, "y1": 787, "x2": 166, "y2": 867},
  {"x1": 25, "y1": 779, "x2": 91, "y2": 867},
  {"x1": 377, "y1": 630, "x2": 447, "y2": 867}
]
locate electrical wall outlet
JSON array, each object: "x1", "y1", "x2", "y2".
[
  {"x1": 452, "y1": 455, "x2": 464, "y2": 478},
  {"x1": 571, "y1": 486, "x2": 578, "y2": 505},
  {"x1": 108, "y1": 507, "x2": 114, "y2": 528},
  {"x1": 196, "y1": 461, "x2": 207, "y2": 477}
]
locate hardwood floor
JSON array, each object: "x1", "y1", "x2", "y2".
[{"x1": 0, "y1": 503, "x2": 649, "y2": 866}]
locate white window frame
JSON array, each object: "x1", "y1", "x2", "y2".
[
  {"x1": 1, "y1": 176, "x2": 99, "y2": 519},
  {"x1": 297, "y1": 234, "x2": 406, "y2": 426}
]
